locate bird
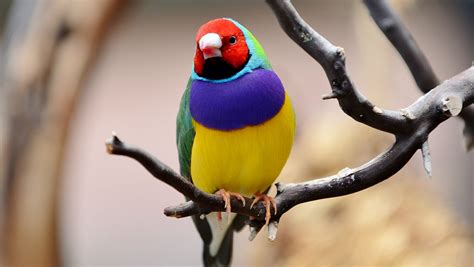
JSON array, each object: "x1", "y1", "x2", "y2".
[{"x1": 176, "y1": 18, "x2": 295, "y2": 266}]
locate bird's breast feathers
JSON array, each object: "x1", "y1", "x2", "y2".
[
  {"x1": 189, "y1": 70, "x2": 295, "y2": 196},
  {"x1": 190, "y1": 69, "x2": 285, "y2": 130}
]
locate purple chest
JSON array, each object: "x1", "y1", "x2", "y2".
[{"x1": 190, "y1": 69, "x2": 285, "y2": 131}]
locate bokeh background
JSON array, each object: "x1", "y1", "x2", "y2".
[{"x1": 1, "y1": 0, "x2": 473, "y2": 266}]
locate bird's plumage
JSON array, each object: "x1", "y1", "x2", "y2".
[
  {"x1": 176, "y1": 18, "x2": 295, "y2": 266},
  {"x1": 191, "y1": 92, "x2": 294, "y2": 195},
  {"x1": 190, "y1": 69, "x2": 286, "y2": 130},
  {"x1": 177, "y1": 78, "x2": 195, "y2": 179}
]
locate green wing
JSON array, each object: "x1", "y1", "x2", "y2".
[{"x1": 176, "y1": 78, "x2": 195, "y2": 180}]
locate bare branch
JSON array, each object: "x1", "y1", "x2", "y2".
[
  {"x1": 106, "y1": 134, "x2": 227, "y2": 210},
  {"x1": 363, "y1": 0, "x2": 474, "y2": 150},
  {"x1": 266, "y1": 0, "x2": 408, "y2": 135},
  {"x1": 321, "y1": 92, "x2": 338, "y2": 100},
  {"x1": 107, "y1": 66, "x2": 474, "y2": 228},
  {"x1": 105, "y1": 0, "x2": 474, "y2": 242}
]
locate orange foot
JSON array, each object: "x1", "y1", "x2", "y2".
[
  {"x1": 215, "y1": 189, "x2": 246, "y2": 224},
  {"x1": 250, "y1": 192, "x2": 277, "y2": 226}
]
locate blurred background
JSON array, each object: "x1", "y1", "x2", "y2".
[{"x1": 0, "y1": 0, "x2": 472, "y2": 266}]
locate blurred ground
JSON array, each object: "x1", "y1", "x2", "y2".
[{"x1": 54, "y1": 0, "x2": 473, "y2": 266}]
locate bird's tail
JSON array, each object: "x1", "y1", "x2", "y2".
[
  {"x1": 202, "y1": 228, "x2": 234, "y2": 267},
  {"x1": 192, "y1": 213, "x2": 247, "y2": 267}
]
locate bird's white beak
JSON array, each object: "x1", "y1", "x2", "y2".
[{"x1": 199, "y1": 33, "x2": 222, "y2": 60}]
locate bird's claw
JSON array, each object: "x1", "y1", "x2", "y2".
[
  {"x1": 250, "y1": 193, "x2": 277, "y2": 226},
  {"x1": 215, "y1": 189, "x2": 246, "y2": 225}
]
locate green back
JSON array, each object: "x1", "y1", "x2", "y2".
[{"x1": 176, "y1": 78, "x2": 195, "y2": 180}]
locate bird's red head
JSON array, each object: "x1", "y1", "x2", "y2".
[{"x1": 194, "y1": 18, "x2": 249, "y2": 79}]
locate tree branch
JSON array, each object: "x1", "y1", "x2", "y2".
[
  {"x1": 106, "y1": 0, "x2": 474, "y2": 240},
  {"x1": 105, "y1": 135, "x2": 256, "y2": 218},
  {"x1": 266, "y1": 0, "x2": 408, "y2": 136},
  {"x1": 363, "y1": 0, "x2": 474, "y2": 150},
  {"x1": 106, "y1": 66, "x2": 474, "y2": 231}
]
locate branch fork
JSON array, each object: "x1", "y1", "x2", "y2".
[{"x1": 106, "y1": 0, "x2": 474, "y2": 241}]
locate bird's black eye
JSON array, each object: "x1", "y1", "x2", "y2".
[{"x1": 229, "y1": 36, "x2": 237, "y2": 44}]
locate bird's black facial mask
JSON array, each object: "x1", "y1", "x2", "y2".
[{"x1": 201, "y1": 54, "x2": 251, "y2": 80}]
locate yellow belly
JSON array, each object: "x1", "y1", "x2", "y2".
[{"x1": 190, "y1": 93, "x2": 295, "y2": 196}]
